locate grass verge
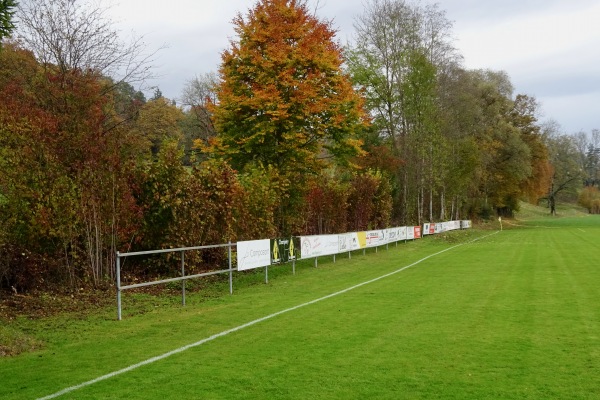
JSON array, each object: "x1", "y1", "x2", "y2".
[{"x1": 1, "y1": 216, "x2": 599, "y2": 399}]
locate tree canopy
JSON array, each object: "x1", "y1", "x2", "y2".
[{"x1": 207, "y1": 0, "x2": 367, "y2": 176}]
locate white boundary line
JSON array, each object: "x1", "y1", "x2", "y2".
[{"x1": 37, "y1": 231, "x2": 498, "y2": 400}]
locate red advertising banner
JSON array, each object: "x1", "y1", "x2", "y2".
[{"x1": 414, "y1": 226, "x2": 421, "y2": 239}]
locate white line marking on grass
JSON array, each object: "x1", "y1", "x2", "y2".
[{"x1": 37, "y1": 231, "x2": 498, "y2": 400}]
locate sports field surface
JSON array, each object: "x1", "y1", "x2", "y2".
[{"x1": 1, "y1": 214, "x2": 599, "y2": 399}]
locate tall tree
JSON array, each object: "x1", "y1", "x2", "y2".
[
  {"x1": 207, "y1": 0, "x2": 367, "y2": 233},
  {"x1": 180, "y1": 72, "x2": 218, "y2": 163},
  {"x1": 581, "y1": 129, "x2": 600, "y2": 187},
  {"x1": 401, "y1": 49, "x2": 443, "y2": 223},
  {"x1": 541, "y1": 122, "x2": 583, "y2": 215},
  {"x1": 208, "y1": 0, "x2": 366, "y2": 175},
  {"x1": 468, "y1": 70, "x2": 533, "y2": 217},
  {"x1": 347, "y1": 0, "x2": 459, "y2": 224},
  {"x1": 131, "y1": 96, "x2": 184, "y2": 155},
  {"x1": 181, "y1": 72, "x2": 218, "y2": 141},
  {"x1": 510, "y1": 94, "x2": 552, "y2": 203},
  {"x1": 436, "y1": 65, "x2": 480, "y2": 220}
]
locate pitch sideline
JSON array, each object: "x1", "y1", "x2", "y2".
[{"x1": 37, "y1": 231, "x2": 499, "y2": 400}]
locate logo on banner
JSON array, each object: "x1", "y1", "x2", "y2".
[
  {"x1": 289, "y1": 238, "x2": 295, "y2": 260},
  {"x1": 339, "y1": 235, "x2": 348, "y2": 251},
  {"x1": 272, "y1": 240, "x2": 280, "y2": 264},
  {"x1": 271, "y1": 237, "x2": 296, "y2": 264}
]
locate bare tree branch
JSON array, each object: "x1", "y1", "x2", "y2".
[{"x1": 16, "y1": 0, "x2": 162, "y2": 87}]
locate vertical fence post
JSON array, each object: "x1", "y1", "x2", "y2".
[
  {"x1": 228, "y1": 241, "x2": 233, "y2": 294},
  {"x1": 116, "y1": 252, "x2": 122, "y2": 321},
  {"x1": 349, "y1": 251, "x2": 351, "y2": 259},
  {"x1": 314, "y1": 257, "x2": 318, "y2": 268},
  {"x1": 333, "y1": 254, "x2": 336, "y2": 263},
  {"x1": 265, "y1": 266, "x2": 269, "y2": 284},
  {"x1": 293, "y1": 258, "x2": 296, "y2": 275},
  {"x1": 181, "y1": 250, "x2": 186, "y2": 306}
]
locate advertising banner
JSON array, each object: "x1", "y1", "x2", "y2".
[
  {"x1": 398, "y1": 226, "x2": 407, "y2": 241},
  {"x1": 338, "y1": 232, "x2": 364, "y2": 252},
  {"x1": 270, "y1": 237, "x2": 298, "y2": 264},
  {"x1": 413, "y1": 226, "x2": 422, "y2": 239},
  {"x1": 300, "y1": 234, "x2": 340, "y2": 259},
  {"x1": 461, "y1": 220, "x2": 472, "y2": 229},
  {"x1": 423, "y1": 223, "x2": 437, "y2": 235},
  {"x1": 387, "y1": 228, "x2": 398, "y2": 242},
  {"x1": 406, "y1": 227, "x2": 415, "y2": 240},
  {"x1": 356, "y1": 231, "x2": 367, "y2": 248},
  {"x1": 237, "y1": 239, "x2": 271, "y2": 271},
  {"x1": 388, "y1": 227, "x2": 406, "y2": 242},
  {"x1": 365, "y1": 230, "x2": 386, "y2": 247}
]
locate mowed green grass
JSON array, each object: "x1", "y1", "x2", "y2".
[{"x1": 2, "y1": 216, "x2": 600, "y2": 399}]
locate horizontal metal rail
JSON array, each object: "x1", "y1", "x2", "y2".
[
  {"x1": 120, "y1": 268, "x2": 235, "y2": 290},
  {"x1": 118, "y1": 243, "x2": 234, "y2": 258}
]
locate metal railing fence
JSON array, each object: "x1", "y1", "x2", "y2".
[{"x1": 116, "y1": 242, "x2": 235, "y2": 320}]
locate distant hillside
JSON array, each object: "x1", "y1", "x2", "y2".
[{"x1": 515, "y1": 201, "x2": 588, "y2": 220}]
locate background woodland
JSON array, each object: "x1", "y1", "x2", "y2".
[{"x1": 1, "y1": 0, "x2": 599, "y2": 292}]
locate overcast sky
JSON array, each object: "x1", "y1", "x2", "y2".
[{"x1": 107, "y1": 0, "x2": 600, "y2": 135}]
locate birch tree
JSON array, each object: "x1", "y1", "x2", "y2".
[{"x1": 347, "y1": 0, "x2": 458, "y2": 223}]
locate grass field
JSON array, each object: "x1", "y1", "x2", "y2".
[{"x1": 1, "y1": 213, "x2": 600, "y2": 399}]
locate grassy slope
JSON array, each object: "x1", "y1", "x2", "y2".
[{"x1": 1, "y1": 209, "x2": 599, "y2": 399}]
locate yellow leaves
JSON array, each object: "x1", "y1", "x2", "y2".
[
  {"x1": 132, "y1": 98, "x2": 185, "y2": 153},
  {"x1": 345, "y1": 138, "x2": 366, "y2": 157}
]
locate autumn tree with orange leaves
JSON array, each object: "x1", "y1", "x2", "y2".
[
  {"x1": 210, "y1": 0, "x2": 366, "y2": 173},
  {"x1": 207, "y1": 0, "x2": 367, "y2": 233}
]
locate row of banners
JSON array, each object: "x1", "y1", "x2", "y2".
[{"x1": 237, "y1": 220, "x2": 472, "y2": 271}]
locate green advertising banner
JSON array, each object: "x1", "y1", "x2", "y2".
[{"x1": 271, "y1": 237, "x2": 299, "y2": 264}]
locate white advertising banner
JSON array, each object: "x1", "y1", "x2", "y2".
[
  {"x1": 423, "y1": 223, "x2": 431, "y2": 235},
  {"x1": 388, "y1": 227, "x2": 406, "y2": 242},
  {"x1": 387, "y1": 228, "x2": 398, "y2": 242},
  {"x1": 406, "y1": 227, "x2": 415, "y2": 240},
  {"x1": 365, "y1": 230, "x2": 386, "y2": 247},
  {"x1": 237, "y1": 239, "x2": 271, "y2": 271},
  {"x1": 461, "y1": 220, "x2": 472, "y2": 229},
  {"x1": 398, "y1": 226, "x2": 407, "y2": 241},
  {"x1": 339, "y1": 232, "x2": 363, "y2": 252},
  {"x1": 300, "y1": 235, "x2": 340, "y2": 258}
]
